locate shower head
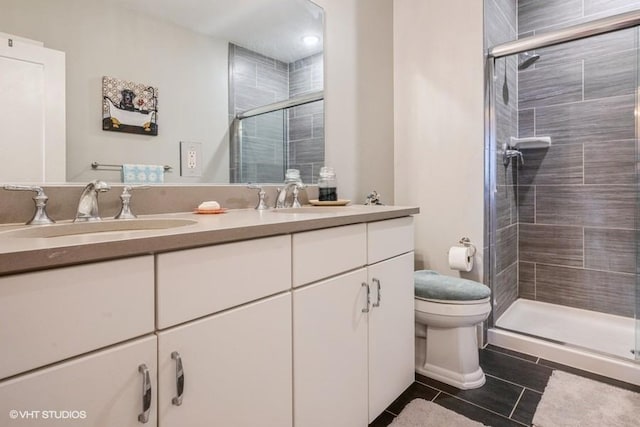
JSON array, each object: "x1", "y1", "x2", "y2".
[{"x1": 518, "y1": 52, "x2": 540, "y2": 70}]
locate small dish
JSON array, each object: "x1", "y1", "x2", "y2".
[
  {"x1": 194, "y1": 208, "x2": 227, "y2": 214},
  {"x1": 308, "y1": 199, "x2": 351, "y2": 206}
]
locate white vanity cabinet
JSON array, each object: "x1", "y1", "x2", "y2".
[
  {"x1": 293, "y1": 217, "x2": 415, "y2": 426},
  {"x1": 157, "y1": 294, "x2": 292, "y2": 427},
  {"x1": 0, "y1": 212, "x2": 416, "y2": 427}
]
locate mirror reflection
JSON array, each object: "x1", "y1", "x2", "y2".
[{"x1": 0, "y1": 0, "x2": 324, "y2": 184}]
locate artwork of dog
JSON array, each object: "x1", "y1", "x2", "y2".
[
  {"x1": 103, "y1": 76, "x2": 158, "y2": 135},
  {"x1": 119, "y1": 89, "x2": 136, "y2": 111}
]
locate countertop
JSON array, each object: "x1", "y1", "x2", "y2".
[{"x1": 0, "y1": 205, "x2": 419, "y2": 276}]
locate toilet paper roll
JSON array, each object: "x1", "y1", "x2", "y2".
[{"x1": 448, "y1": 246, "x2": 474, "y2": 272}]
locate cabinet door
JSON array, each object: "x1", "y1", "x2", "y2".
[
  {"x1": 157, "y1": 293, "x2": 292, "y2": 427},
  {"x1": 293, "y1": 269, "x2": 369, "y2": 427},
  {"x1": 368, "y1": 252, "x2": 415, "y2": 422},
  {"x1": 0, "y1": 335, "x2": 157, "y2": 427}
]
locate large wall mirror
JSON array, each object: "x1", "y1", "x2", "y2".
[{"x1": 0, "y1": 0, "x2": 324, "y2": 184}]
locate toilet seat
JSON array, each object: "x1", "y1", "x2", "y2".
[
  {"x1": 415, "y1": 296, "x2": 491, "y2": 317},
  {"x1": 414, "y1": 270, "x2": 491, "y2": 301}
]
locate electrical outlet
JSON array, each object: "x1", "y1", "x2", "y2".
[
  {"x1": 187, "y1": 150, "x2": 197, "y2": 169},
  {"x1": 180, "y1": 141, "x2": 202, "y2": 177}
]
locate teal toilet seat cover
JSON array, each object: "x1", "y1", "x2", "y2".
[{"x1": 414, "y1": 270, "x2": 491, "y2": 301}]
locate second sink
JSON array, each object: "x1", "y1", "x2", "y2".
[{"x1": 272, "y1": 207, "x2": 352, "y2": 214}]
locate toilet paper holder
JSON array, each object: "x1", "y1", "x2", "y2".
[{"x1": 458, "y1": 237, "x2": 477, "y2": 256}]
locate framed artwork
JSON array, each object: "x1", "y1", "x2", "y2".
[{"x1": 102, "y1": 76, "x2": 158, "y2": 135}]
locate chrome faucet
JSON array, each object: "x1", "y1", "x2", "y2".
[
  {"x1": 275, "y1": 181, "x2": 307, "y2": 208},
  {"x1": 74, "y1": 180, "x2": 111, "y2": 222}
]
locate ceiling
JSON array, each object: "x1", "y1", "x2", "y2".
[{"x1": 115, "y1": 0, "x2": 324, "y2": 63}]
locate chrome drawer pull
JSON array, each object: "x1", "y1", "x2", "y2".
[
  {"x1": 171, "y1": 351, "x2": 185, "y2": 406},
  {"x1": 138, "y1": 364, "x2": 152, "y2": 423},
  {"x1": 362, "y1": 282, "x2": 370, "y2": 313},
  {"x1": 372, "y1": 278, "x2": 381, "y2": 307}
]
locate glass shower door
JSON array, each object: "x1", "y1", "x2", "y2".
[
  {"x1": 236, "y1": 109, "x2": 287, "y2": 184},
  {"x1": 488, "y1": 25, "x2": 640, "y2": 362}
]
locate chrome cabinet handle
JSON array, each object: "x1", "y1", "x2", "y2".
[
  {"x1": 372, "y1": 278, "x2": 381, "y2": 307},
  {"x1": 171, "y1": 351, "x2": 185, "y2": 406},
  {"x1": 361, "y1": 282, "x2": 370, "y2": 313},
  {"x1": 138, "y1": 364, "x2": 152, "y2": 423}
]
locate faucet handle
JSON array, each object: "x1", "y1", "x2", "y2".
[
  {"x1": 115, "y1": 185, "x2": 149, "y2": 219},
  {"x1": 247, "y1": 184, "x2": 268, "y2": 210},
  {"x1": 3, "y1": 185, "x2": 55, "y2": 225},
  {"x1": 123, "y1": 185, "x2": 150, "y2": 192}
]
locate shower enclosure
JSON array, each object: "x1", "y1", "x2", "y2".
[
  {"x1": 485, "y1": 3, "x2": 640, "y2": 379},
  {"x1": 228, "y1": 44, "x2": 325, "y2": 185}
]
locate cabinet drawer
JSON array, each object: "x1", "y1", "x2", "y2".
[
  {"x1": 292, "y1": 224, "x2": 367, "y2": 287},
  {"x1": 0, "y1": 256, "x2": 154, "y2": 379},
  {"x1": 156, "y1": 235, "x2": 291, "y2": 329},
  {"x1": 367, "y1": 217, "x2": 414, "y2": 264},
  {"x1": 0, "y1": 335, "x2": 157, "y2": 427}
]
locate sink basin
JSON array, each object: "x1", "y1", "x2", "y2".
[
  {"x1": 272, "y1": 207, "x2": 352, "y2": 214},
  {"x1": 2, "y1": 218, "x2": 198, "y2": 238}
]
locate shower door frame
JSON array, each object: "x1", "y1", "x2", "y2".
[{"x1": 484, "y1": 9, "x2": 640, "y2": 361}]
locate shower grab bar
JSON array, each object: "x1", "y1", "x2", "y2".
[
  {"x1": 488, "y1": 9, "x2": 640, "y2": 59},
  {"x1": 236, "y1": 90, "x2": 324, "y2": 120}
]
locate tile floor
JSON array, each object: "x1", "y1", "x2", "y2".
[{"x1": 370, "y1": 344, "x2": 640, "y2": 426}]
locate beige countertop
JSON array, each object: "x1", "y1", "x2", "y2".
[{"x1": 0, "y1": 205, "x2": 419, "y2": 276}]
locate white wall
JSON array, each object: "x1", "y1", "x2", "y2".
[
  {"x1": 314, "y1": 0, "x2": 395, "y2": 203},
  {"x1": 393, "y1": 0, "x2": 485, "y2": 280}
]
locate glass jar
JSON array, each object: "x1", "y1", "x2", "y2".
[
  {"x1": 318, "y1": 166, "x2": 337, "y2": 201},
  {"x1": 284, "y1": 168, "x2": 302, "y2": 183}
]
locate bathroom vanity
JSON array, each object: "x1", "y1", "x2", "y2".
[{"x1": 0, "y1": 205, "x2": 417, "y2": 427}]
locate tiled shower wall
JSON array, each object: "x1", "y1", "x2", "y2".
[
  {"x1": 288, "y1": 53, "x2": 324, "y2": 184},
  {"x1": 515, "y1": 0, "x2": 639, "y2": 318},
  {"x1": 229, "y1": 44, "x2": 288, "y2": 183},
  {"x1": 485, "y1": 0, "x2": 519, "y2": 320},
  {"x1": 229, "y1": 45, "x2": 324, "y2": 184}
]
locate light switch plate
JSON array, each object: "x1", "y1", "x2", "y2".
[{"x1": 180, "y1": 141, "x2": 202, "y2": 177}]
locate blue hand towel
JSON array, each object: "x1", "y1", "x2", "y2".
[
  {"x1": 414, "y1": 270, "x2": 491, "y2": 301},
  {"x1": 122, "y1": 164, "x2": 164, "y2": 184}
]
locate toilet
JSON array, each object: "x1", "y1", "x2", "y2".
[{"x1": 414, "y1": 270, "x2": 491, "y2": 390}]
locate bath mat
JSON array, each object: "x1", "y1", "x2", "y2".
[
  {"x1": 390, "y1": 399, "x2": 485, "y2": 426},
  {"x1": 533, "y1": 370, "x2": 640, "y2": 427}
]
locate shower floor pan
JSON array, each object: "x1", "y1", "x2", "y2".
[{"x1": 490, "y1": 299, "x2": 640, "y2": 385}]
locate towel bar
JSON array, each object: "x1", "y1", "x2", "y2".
[{"x1": 91, "y1": 162, "x2": 172, "y2": 172}]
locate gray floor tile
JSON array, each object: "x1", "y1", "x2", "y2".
[{"x1": 480, "y1": 348, "x2": 552, "y2": 392}]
